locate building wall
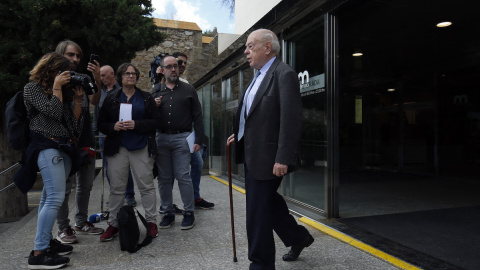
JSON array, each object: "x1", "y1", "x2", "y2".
[
  {"x1": 131, "y1": 27, "x2": 203, "y2": 90},
  {"x1": 235, "y1": 0, "x2": 281, "y2": 35},
  {"x1": 189, "y1": 34, "x2": 247, "y2": 86}
]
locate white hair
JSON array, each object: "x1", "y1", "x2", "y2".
[{"x1": 257, "y1": 29, "x2": 281, "y2": 55}]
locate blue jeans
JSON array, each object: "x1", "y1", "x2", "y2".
[
  {"x1": 35, "y1": 148, "x2": 72, "y2": 251},
  {"x1": 190, "y1": 146, "x2": 205, "y2": 201},
  {"x1": 156, "y1": 132, "x2": 194, "y2": 212},
  {"x1": 99, "y1": 136, "x2": 135, "y2": 198}
]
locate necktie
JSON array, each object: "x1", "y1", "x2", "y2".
[{"x1": 238, "y1": 71, "x2": 260, "y2": 141}]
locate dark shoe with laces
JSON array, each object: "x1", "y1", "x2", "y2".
[
  {"x1": 28, "y1": 250, "x2": 70, "y2": 269},
  {"x1": 48, "y1": 238, "x2": 73, "y2": 255},
  {"x1": 195, "y1": 198, "x2": 215, "y2": 209},
  {"x1": 74, "y1": 221, "x2": 104, "y2": 235},
  {"x1": 159, "y1": 212, "x2": 175, "y2": 228},
  {"x1": 56, "y1": 226, "x2": 77, "y2": 244},
  {"x1": 282, "y1": 234, "x2": 314, "y2": 261},
  {"x1": 181, "y1": 211, "x2": 195, "y2": 230},
  {"x1": 173, "y1": 204, "x2": 183, "y2": 214}
]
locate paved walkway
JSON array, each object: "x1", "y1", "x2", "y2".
[{"x1": 0, "y1": 169, "x2": 401, "y2": 269}]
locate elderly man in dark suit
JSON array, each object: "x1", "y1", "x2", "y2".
[{"x1": 227, "y1": 29, "x2": 314, "y2": 270}]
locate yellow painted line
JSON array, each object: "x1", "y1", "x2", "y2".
[
  {"x1": 28, "y1": 192, "x2": 42, "y2": 195},
  {"x1": 210, "y1": 174, "x2": 420, "y2": 269},
  {"x1": 300, "y1": 217, "x2": 422, "y2": 270},
  {"x1": 209, "y1": 175, "x2": 246, "y2": 194}
]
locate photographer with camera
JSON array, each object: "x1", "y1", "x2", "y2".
[
  {"x1": 21, "y1": 52, "x2": 85, "y2": 269},
  {"x1": 54, "y1": 40, "x2": 104, "y2": 245},
  {"x1": 150, "y1": 53, "x2": 168, "y2": 87}
]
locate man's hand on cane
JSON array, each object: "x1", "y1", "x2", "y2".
[{"x1": 227, "y1": 134, "x2": 235, "y2": 146}]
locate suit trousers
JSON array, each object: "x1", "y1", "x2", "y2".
[{"x1": 245, "y1": 164, "x2": 310, "y2": 270}]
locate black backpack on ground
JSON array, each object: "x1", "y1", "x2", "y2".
[
  {"x1": 117, "y1": 205, "x2": 152, "y2": 253},
  {"x1": 5, "y1": 91, "x2": 38, "y2": 151}
]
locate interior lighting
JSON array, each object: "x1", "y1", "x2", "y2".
[
  {"x1": 436, "y1": 21, "x2": 452, "y2": 28},
  {"x1": 387, "y1": 88, "x2": 395, "y2": 92},
  {"x1": 352, "y1": 52, "x2": 363, "y2": 57}
]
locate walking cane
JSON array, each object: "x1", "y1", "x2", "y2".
[{"x1": 227, "y1": 142, "x2": 238, "y2": 262}]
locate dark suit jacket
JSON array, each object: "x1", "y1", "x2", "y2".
[{"x1": 234, "y1": 57, "x2": 302, "y2": 180}]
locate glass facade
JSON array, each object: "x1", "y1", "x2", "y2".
[
  {"x1": 282, "y1": 12, "x2": 327, "y2": 212},
  {"x1": 210, "y1": 80, "x2": 224, "y2": 173},
  {"x1": 192, "y1": 1, "x2": 480, "y2": 268},
  {"x1": 336, "y1": 0, "x2": 480, "y2": 217},
  {"x1": 196, "y1": 0, "x2": 480, "y2": 220},
  {"x1": 203, "y1": 67, "x2": 254, "y2": 178}
]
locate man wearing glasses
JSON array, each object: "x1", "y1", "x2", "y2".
[
  {"x1": 168, "y1": 52, "x2": 215, "y2": 212},
  {"x1": 154, "y1": 55, "x2": 204, "y2": 230}
]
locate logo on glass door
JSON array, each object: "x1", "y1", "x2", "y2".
[
  {"x1": 298, "y1": 70, "x2": 325, "y2": 96},
  {"x1": 298, "y1": 70, "x2": 310, "y2": 86}
]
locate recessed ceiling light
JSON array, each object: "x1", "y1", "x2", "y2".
[
  {"x1": 436, "y1": 21, "x2": 452, "y2": 27},
  {"x1": 352, "y1": 52, "x2": 363, "y2": 57},
  {"x1": 387, "y1": 88, "x2": 395, "y2": 92}
]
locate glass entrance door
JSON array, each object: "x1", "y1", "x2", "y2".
[{"x1": 282, "y1": 13, "x2": 327, "y2": 213}]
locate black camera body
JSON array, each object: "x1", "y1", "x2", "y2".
[
  {"x1": 62, "y1": 71, "x2": 98, "y2": 103},
  {"x1": 149, "y1": 53, "x2": 169, "y2": 85}
]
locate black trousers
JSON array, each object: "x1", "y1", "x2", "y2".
[{"x1": 245, "y1": 164, "x2": 310, "y2": 270}]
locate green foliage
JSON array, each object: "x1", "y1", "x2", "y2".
[
  {"x1": 0, "y1": 0, "x2": 165, "y2": 98},
  {"x1": 203, "y1": 27, "x2": 218, "y2": 37}
]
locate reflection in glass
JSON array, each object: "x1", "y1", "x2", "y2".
[
  {"x1": 337, "y1": 0, "x2": 480, "y2": 217},
  {"x1": 201, "y1": 85, "x2": 211, "y2": 161},
  {"x1": 283, "y1": 14, "x2": 326, "y2": 211},
  {"x1": 210, "y1": 80, "x2": 224, "y2": 173}
]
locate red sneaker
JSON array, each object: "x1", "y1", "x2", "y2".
[
  {"x1": 100, "y1": 224, "x2": 118, "y2": 242},
  {"x1": 148, "y1": 222, "x2": 158, "y2": 238}
]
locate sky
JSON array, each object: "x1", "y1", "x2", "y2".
[{"x1": 150, "y1": 0, "x2": 235, "y2": 34}]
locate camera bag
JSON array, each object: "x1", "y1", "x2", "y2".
[
  {"x1": 117, "y1": 205, "x2": 152, "y2": 253},
  {"x1": 5, "y1": 91, "x2": 38, "y2": 151}
]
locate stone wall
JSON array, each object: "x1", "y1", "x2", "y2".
[
  {"x1": 188, "y1": 36, "x2": 220, "y2": 84},
  {"x1": 190, "y1": 31, "x2": 250, "y2": 89},
  {"x1": 131, "y1": 27, "x2": 203, "y2": 91}
]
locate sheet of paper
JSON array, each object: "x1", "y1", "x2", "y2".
[
  {"x1": 119, "y1": 103, "x2": 132, "y2": 121},
  {"x1": 186, "y1": 131, "x2": 195, "y2": 153}
]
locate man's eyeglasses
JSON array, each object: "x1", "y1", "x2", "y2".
[
  {"x1": 123, "y1": 72, "x2": 138, "y2": 77},
  {"x1": 163, "y1": 64, "x2": 179, "y2": 70}
]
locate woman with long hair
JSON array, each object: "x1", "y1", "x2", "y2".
[{"x1": 22, "y1": 52, "x2": 85, "y2": 269}]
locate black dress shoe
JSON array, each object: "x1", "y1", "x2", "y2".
[{"x1": 282, "y1": 234, "x2": 314, "y2": 261}]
